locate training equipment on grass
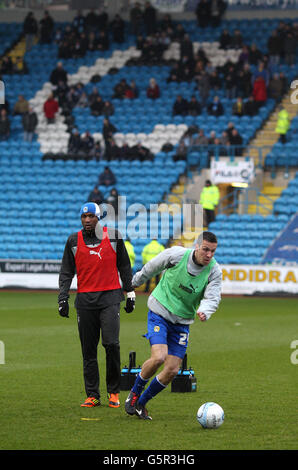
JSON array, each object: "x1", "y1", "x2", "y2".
[
  {"x1": 120, "y1": 351, "x2": 142, "y2": 390},
  {"x1": 197, "y1": 402, "x2": 224, "y2": 429},
  {"x1": 171, "y1": 354, "x2": 197, "y2": 393}
]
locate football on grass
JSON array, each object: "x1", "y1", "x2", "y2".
[{"x1": 197, "y1": 402, "x2": 224, "y2": 429}]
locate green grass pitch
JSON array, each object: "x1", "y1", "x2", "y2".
[{"x1": 0, "y1": 290, "x2": 297, "y2": 451}]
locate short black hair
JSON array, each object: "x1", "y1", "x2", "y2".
[
  {"x1": 203, "y1": 231, "x2": 217, "y2": 244},
  {"x1": 196, "y1": 231, "x2": 217, "y2": 245}
]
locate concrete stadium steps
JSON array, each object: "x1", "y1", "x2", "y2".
[
  {"x1": 244, "y1": 92, "x2": 298, "y2": 167},
  {"x1": 247, "y1": 183, "x2": 285, "y2": 215}
]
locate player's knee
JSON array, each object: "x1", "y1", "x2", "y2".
[
  {"x1": 167, "y1": 364, "x2": 180, "y2": 380},
  {"x1": 151, "y1": 353, "x2": 166, "y2": 368}
]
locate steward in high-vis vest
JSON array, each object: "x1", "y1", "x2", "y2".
[
  {"x1": 58, "y1": 202, "x2": 135, "y2": 410},
  {"x1": 275, "y1": 107, "x2": 290, "y2": 144},
  {"x1": 125, "y1": 239, "x2": 136, "y2": 269},
  {"x1": 141, "y1": 239, "x2": 165, "y2": 292},
  {"x1": 199, "y1": 180, "x2": 220, "y2": 227},
  {"x1": 125, "y1": 231, "x2": 222, "y2": 420}
]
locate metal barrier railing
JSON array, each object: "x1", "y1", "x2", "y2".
[{"x1": 217, "y1": 186, "x2": 276, "y2": 215}]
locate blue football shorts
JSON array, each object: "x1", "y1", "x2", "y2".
[{"x1": 144, "y1": 310, "x2": 190, "y2": 359}]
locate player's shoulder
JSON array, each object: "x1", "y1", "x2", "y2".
[
  {"x1": 211, "y1": 259, "x2": 223, "y2": 277},
  {"x1": 67, "y1": 231, "x2": 80, "y2": 245},
  {"x1": 106, "y1": 226, "x2": 123, "y2": 242}
]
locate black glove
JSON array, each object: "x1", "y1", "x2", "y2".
[
  {"x1": 58, "y1": 300, "x2": 69, "y2": 318},
  {"x1": 124, "y1": 291, "x2": 136, "y2": 313}
]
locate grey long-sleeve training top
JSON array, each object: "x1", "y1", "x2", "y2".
[{"x1": 132, "y1": 246, "x2": 222, "y2": 324}]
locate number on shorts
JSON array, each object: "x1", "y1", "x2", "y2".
[{"x1": 179, "y1": 333, "x2": 189, "y2": 346}]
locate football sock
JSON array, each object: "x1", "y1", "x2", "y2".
[
  {"x1": 132, "y1": 373, "x2": 149, "y2": 396},
  {"x1": 138, "y1": 376, "x2": 166, "y2": 406}
]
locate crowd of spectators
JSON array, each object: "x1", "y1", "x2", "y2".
[{"x1": 174, "y1": 120, "x2": 244, "y2": 162}]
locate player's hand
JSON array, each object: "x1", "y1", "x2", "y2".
[
  {"x1": 58, "y1": 300, "x2": 69, "y2": 318},
  {"x1": 124, "y1": 291, "x2": 136, "y2": 313},
  {"x1": 197, "y1": 311, "x2": 207, "y2": 322}
]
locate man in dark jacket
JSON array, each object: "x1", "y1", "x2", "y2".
[
  {"x1": 58, "y1": 202, "x2": 135, "y2": 408},
  {"x1": 22, "y1": 107, "x2": 38, "y2": 142}
]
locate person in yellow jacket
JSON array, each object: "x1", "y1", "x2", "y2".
[
  {"x1": 199, "y1": 180, "x2": 220, "y2": 228},
  {"x1": 275, "y1": 106, "x2": 290, "y2": 144},
  {"x1": 141, "y1": 239, "x2": 165, "y2": 292},
  {"x1": 125, "y1": 238, "x2": 136, "y2": 270}
]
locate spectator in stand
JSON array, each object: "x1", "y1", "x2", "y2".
[
  {"x1": 39, "y1": 10, "x2": 54, "y2": 44},
  {"x1": 195, "y1": 0, "x2": 211, "y2": 28},
  {"x1": 124, "y1": 81, "x2": 139, "y2": 99},
  {"x1": 232, "y1": 97, "x2": 245, "y2": 117},
  {"x1": 76, "y1": 91, "x2": 89, "y2": 108},
  {"x1": 110, "y1": 14, "x2": 125, "y2": 43},
  {"x1": 88, "y1": 87, "x2": 101, "y2": 107},
  {"x1": 84, "y1": 9, "x2": 98, "y2": 35},
  {"x1": 0, "y1": 56, "x2": 13, "y2": 74},
  {"x1": 106, "y1": 188, "x2": 119, "y2": 216},
  {"x1": 13, "y1": 95, "x2": 29, "y2": 116},
  {"x1": 225, "y1": 122, "x2": 235, "y2": 140},
  {"x1": 244, "y1": 96, "x2": 258, "y2": 116},
  {"x1": 252, "y1": 61, "x2": 269, "y2": 87},
  {"x1": 194, "y1": 129, "x2": 209, "y2": 148},
  {"x1": 14, "y1": 56, "x2": 29, "y2": 75},
  {"x1": 68, "y1": 128, "x2": 81, "y2": 155},
  {"x1": 23, "y1": 11, "x2": 38, "y2": 52},
  {"x1": 97, "y1": 7, "x2": 109, "y2": 32},
  {"x1": 0, "y1": 109, "x2": 10, "y2": 140},
  {"x1": 167, "y1": 63, "x2": 182, "y2": 83},
  {"x1": 196, "y1": 70, "x2": 210, "y2": 108},
  {"x1": 284, "y1": 31, "x2": 296, "y2": 66},
  {"x1": 143, "y1": 1, "x2": 157, "y2": 36},
  {"x1": 22, "y1": 106, "x2": 38, "y2": 143},
  {"x1": 208, "y1": 130, "x2": 217, "y2": 146},
  {"x1": 180, "y1": 34, "x2": 194, "y2": 62},
  {"x1": 54, "y1": 80, "x2": 69, "y2": 109},
  {"x1": 229, "y1": 128, "x2": 243, "y2": 156},
  {"x1": 103, "y1": 118, "x2": 117, "y2": 156},
  {"x1": 147, "y1": 78, "x2": 160, "y2": 99},
  {"x1": 252, "y1": 76, "x2": 267, "y2": 108},
  {"x1": 268, "y1": 73, "x2": 284, "y2": 101},
  {"x1": 208, "y1": 95, "x2": 224, "y2": 116},
  {"x1": 50, "y1": 61, "x2": 68, "y2": 87},
  {"x1": 248, "y1": 43, "x2": 263, "y2": 66},
  {"x1": 231, "y1": 29, "x2": 243, "y2": 49},
  {"x1": 105, "y1": 139, "x2": 121, "y2": 160},
  {"x1": 188, "y1": 95, "x2": 202, "y2": 116},
  {"x1": 72, "y1": 10, "x2": 85, "y2": 35},
  {"x1": 97, "y1": 30, "x2": 110, "y2": 51},
  {"x1": 224, "y1": 64, "x2": 237, "y2": 99},
  {"x1": 219, "y1": 29, "x2": 231, "y2": 49},
  {"x1": 237, "y1": 63, "x2": 252, "y2": 97},
  {"x1": 113, "y1": 79, "x2": 129, "y2": 99},
  {"x1": 43, "y1": 93, "x2": 59, "y2": 124},
  {"x1": 131, "y1": 142, "x2": 153, "y2": 162},
  {"x1": 209, "y1": 70, "x2": 221, "y2": 90},
  {"x1": 173, "y1": 140, "x2": 188, "y2": 162},
  {"x1": 66, "y1": 85, "x2": 80, "y2": 109},
  {"x1": 103, "y1": 100, "x2": 115, "y2": 117},
  {"x1": 98, "y1": 166, "x2": 117, "y2": 187},
  {"x1": 90, "y1": 141, "x2": 104, "y2": 161},
  {"x1": 130, "y1": 2, "x2": 143, "y2": 36},
  {"x1": 267, "y1": 29, "x2": 282, "y2": 66},
  {"x1": 79, "y1": 131, "x2": 95, "y2": 157},
  {"x1": 90, "y1": 95, "x2": 105, "y2": 116},
  {"x1": 210, "y1": 0, "x2": 227, "y2": 28},
  {"x1": 172, "y1": 95, "x2": 189, "y2": 116},
  {"x1": 238, "y1": 45, "x2": 250, "y2": 66}
]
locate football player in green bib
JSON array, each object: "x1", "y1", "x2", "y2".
[{"x1": 125, "y1": 231, "x2": 222, "y2": 420}]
